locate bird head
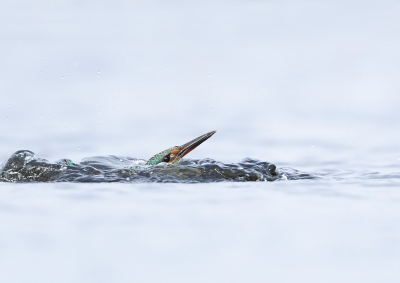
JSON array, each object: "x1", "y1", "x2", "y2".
[{"x1": 145, "y1": 131, "x2": 216, "y2": 166}]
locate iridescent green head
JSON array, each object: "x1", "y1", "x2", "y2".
[{"x1": 145, "y1": 131, "x2": 216, "y2": 166}]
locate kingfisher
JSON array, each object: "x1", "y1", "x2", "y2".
[
  {"x1": 63, "y1": 130, "x2": 216, "y2": 166},
  {"x1": 145, "y1": 130, "x2": 216, "y2": 165}
]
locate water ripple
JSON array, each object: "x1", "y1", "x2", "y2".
[{"x1": 0, "y1": 150, "x2": 316, "y2": 183}]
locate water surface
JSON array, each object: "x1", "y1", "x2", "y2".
[{"x1": 1, "y1": 0, "x2": 400, "y2": 282}]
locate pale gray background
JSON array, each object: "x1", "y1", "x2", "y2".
[
  {"x1": 1, "y1": 0, "x2": 399, "y2": 168},
  {"x1": 1, "y1": 2, "x2": 400, "y2": 283}
]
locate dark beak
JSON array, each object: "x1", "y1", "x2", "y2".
[{"x1": 177, "y1": 130, "x2": 216, "y2": 159}]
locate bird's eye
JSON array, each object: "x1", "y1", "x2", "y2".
[{"x1": 163, "y1": 154, "x2": 171, "y2": 163}]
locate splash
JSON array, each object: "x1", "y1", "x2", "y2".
[{"x1": 0, "y1": 150, "x2": 314, "y2": 183}]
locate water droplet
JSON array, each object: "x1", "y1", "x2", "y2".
[
  {"x1": 6, "y1": 117, "x2": 9, "y2": 120},
  {"x1": 61, "y1": 76, "x2": 64, "y2": 79},
  {"x1": 126, "y1": 178, "x2": 129, "y2": 181},
  {"x1": 40, "y1": 115, "x2": 43, "y2": 118},
  {"x1": 211, "y1": 108, "x2": 213, "y2": 110},
  {"x1": 398, "y1": 157, "x2": 400, "y2": 160},
  {"x1": 120, "y1": 159, "x2": 123, "y2": 162},
  {"x1": 97, "y1": 71, "x2": 100, "y2": 76},
  {"x1": 311, "y1": 144, "x2": 315, "y2": 148},
  {"x1": 78, "y1": 147, "x2": 80, "y2": 150},
  {"x1": 208, "y1": 74, "x2": 212, "y2": 78}
]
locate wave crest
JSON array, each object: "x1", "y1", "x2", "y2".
[{"x1": 0, "y1": 151, "x2": 314, "y2": 183}]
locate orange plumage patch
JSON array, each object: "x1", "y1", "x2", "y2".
[{"x1": 171, "y1": 149, "x2": 180, "y2": 155}]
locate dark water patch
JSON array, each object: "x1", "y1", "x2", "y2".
[{"x1": 0, "y1": 150, "x2": 316, "y2": 183}]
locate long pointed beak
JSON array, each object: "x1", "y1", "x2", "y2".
[{"x1": 176, "y1": 130, "x2": 216, "y2": 160}]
